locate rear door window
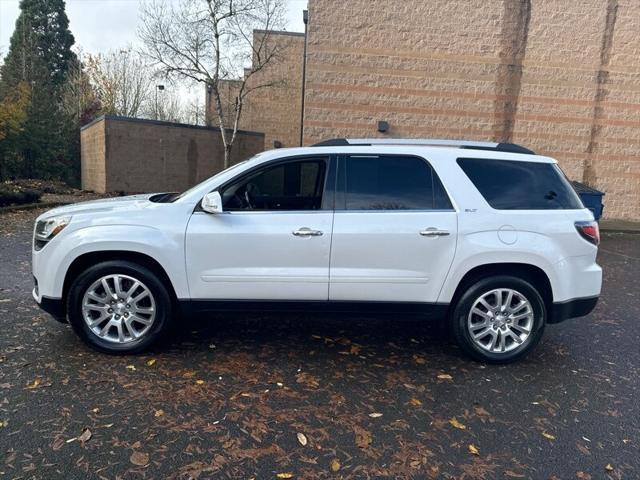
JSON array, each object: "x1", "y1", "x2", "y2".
[
  {"x1": 343, "y1": 155, "x2": 452, "y2": 210},
  {"x1": 457, "y1": 158, "x2": 583, "y2": 210}
]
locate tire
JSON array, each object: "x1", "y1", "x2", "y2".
[
  {"x1": 67, "y1": 260, "x2": 173, "y2": 354},
  {"x1": 451, "y1": 275, "x2": 546, "y2": 364}
]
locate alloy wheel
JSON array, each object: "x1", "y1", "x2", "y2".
[
  {"x1": 81, "y1": 274, "x2": 156, "y2": 344},
  {"x1": 467, "y1": 288, "x2": 534, "y2": 354}
]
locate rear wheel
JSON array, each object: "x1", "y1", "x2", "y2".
[
  {"x1": 451, "y1": 276, "x2": 546, "y2": 363},
  {"x1": 67, "y1": 261, "x2": 173, "y2": 354}
]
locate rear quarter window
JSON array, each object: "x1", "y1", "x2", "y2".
[{"x1": 457, "y1": 157, "x2": 584, "y2": 210}]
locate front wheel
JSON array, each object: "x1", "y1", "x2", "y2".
[
  {"x1": 451, "y1": 276, "x2": 546, "y2": 363},
  {"x1": 67, "y1": 261, "x2": 173, "y2": 354}
]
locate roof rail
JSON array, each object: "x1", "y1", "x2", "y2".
[{"x1": 311, "y1": 138, "x2": 535, "y2": 155}]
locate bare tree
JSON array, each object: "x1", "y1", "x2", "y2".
[
  {"x1": 139, "y1": 0, "x2": 286, "y2": 167},
  {"x1": 61, "y1": 51, "x2": 101, "y2": 125},
  {"x1": 84, "y1": 48, "x2": 152, "y2": 117},
  {"x1": 143, "y1": 85, "x2": 184, "y2": 123},
  {"x1": 184, "y1": 95, "x2": 206, "y2": 126}
]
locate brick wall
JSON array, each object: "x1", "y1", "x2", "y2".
[
  {"x1": 80, "y1": 118, "x2": 106, "y2": 192},
  {"x1": 81, "y1": 115, "x2": 264, "y2": 193},
  {"x1": 302, "y1": 0, "x2": 640, "y2": 220},
  {"x1": 208, "y1": 30, "x2": 305, "y2": 149}
]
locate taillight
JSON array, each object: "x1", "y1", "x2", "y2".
[{"x1": 575, "y1": 220, "x2": 600, "y2": 246}]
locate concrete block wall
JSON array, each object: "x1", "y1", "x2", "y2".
[
  {"x1": 209, "y1": 31, "x2": 305, "y2": 149},
  {"x1": 302, "y1": 0, "x2": 640, "y2": 220},
  {"x1": 80, "y1": 119, "x2": 106, "y2": 192},
  {"x1": 81, "y1": 116, "x2": 264, "y2": 193}
]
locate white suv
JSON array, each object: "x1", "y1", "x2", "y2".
[{"x1": 32, "y1": 138, "x2": 602, "y2": 363}]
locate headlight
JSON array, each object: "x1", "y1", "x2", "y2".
[{"x1": 34, "y1": 215, "x2": 71, "y2": 250}]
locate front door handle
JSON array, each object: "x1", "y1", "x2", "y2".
[
  {"x1": 293, "y1": 227, "x2": 323, "y2": 237},
  {"x1": 420, "y1": 227, "x2": 450, "y2": 237}
]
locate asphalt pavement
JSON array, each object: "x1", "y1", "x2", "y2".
[{"x1": 1, "y1": 207, "x2": 638, "y2": 479}]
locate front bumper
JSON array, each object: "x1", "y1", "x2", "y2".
[
  {"x1": 548, "y1": 295, "x2": 599, "y2": 324},
  {"x1": 33, "y1": 288, "x2": 67, "y2": 323}
]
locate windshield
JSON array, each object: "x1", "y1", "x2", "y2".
[{"x1": 164, "y1": 160, "x2": 251, "y2": 202}]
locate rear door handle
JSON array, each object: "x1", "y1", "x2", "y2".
[
  {"x1": 293, "y1": 227, "x2": 323, "y2": 237},
  {"x1": 420, "y1": 228, "x2": 450, "y2": 237}
]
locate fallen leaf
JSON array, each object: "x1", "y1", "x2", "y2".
[
  {"x1": 437, "y1": 374, "x2": 453, "y2": 381},
  {"x1": 26, "y1": 379, "x2": 41, "y2": 389},
  {"x1": 354, "y1": 426, "x2": 372, "y2": 448},
  {"x1": 605, "y1": 464, "x2": 614, "y2": 472},
  {"x1": 542, "y1": 431, "x2": 556, "y2": 440},
  {"x1": 449, "y1": 417, "x2": 466, "y2": 429},
  {"x1": 296, "y1": 372, "x2": 320, "y2": 388},
  {"x1": 297, "y1": 432, "x2": 307, "y2": 446},
  {"x1": 146, "y1": 359, "x2": 156, "y2": 366},
  {"x1": 154, "y1": 409, "x2": 164, "y2": 417},
  {"x1": 409, "y1": 398, "x2": 422, "y2": 407},
  {"x1": 195, "y1": 379, "x2": 205, "y2": 385},
  {"x1": 276, "y1": 473, "x2": 294, "y2": 479},
  {"x1": 504, "y1": 471, "x2": 526, "y2": 478},
  {"x1": 78, "y1": 428, "x2": 92, "y2": 443},
  {"x1": 126, "y1": 365, "x2": 136, "y2": 371},
  {"x1": 368, "y1": 412, "x2": 383, "y2": 418},
  {"x1": 576, "y1": 442, "x2": 591, "y2": 456},
  {"x1": 468, "y1": 444, "x2": 479, "y2": 455},
  {"x1": 474, "y1": 406, "x2": 490, "y2": 417},
  {"x1": 330, "y1": 459, "x2": 341, "y2": 472},
  {"x1": 349, "y1": 344, "x2": 361, "y2": 355},
  {"x1": 129, "y1": 451, "x2": 149, "y2": 466},
  {"x1": 0, "y1": 420, "x2": 7, "y2": 428}
]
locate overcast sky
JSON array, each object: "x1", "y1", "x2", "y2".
[{"x1": 0, "y1": 0, "x2": 307, "y2": 56}]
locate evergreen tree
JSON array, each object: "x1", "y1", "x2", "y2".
[
  {"x1": 0, "y1": 0, "x2": 75, "y2": 92},
  {"x1": 0, "y1": 0, "x2": 77, "y2": 181},
  {"x1": 0, "y1": 82, "x2": 31, "y2": 180}
]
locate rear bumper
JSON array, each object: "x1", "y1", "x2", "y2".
[{"x1": 549, "y1": 295, "x2": 598, "y2": 324}]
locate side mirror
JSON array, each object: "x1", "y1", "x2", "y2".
[{"x1": 201, "y1": 191, "x2": 223, "y2": 214}]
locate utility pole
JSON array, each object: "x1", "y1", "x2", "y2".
[
  {"x1": 155, "y1": 84, "x2": 165, "y2": 120},
  {"x1": 299, "y1": 9, "x2": 308, "y2": 147}
]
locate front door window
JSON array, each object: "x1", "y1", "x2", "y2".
[{"x1": 222, "y1": 159, "x2": 327, "y2": 211}]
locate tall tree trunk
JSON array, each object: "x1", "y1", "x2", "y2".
[{"x1": 224, "y1": 143, "x2": 233, "y2": 169}]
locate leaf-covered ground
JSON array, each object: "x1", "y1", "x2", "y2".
[{"x1": 1, "y1": 207, "x2": 638, "y2": 479}]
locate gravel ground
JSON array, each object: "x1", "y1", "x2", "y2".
[{"x1": 0, "y1": 206, "x2": 638, "y2": 480}]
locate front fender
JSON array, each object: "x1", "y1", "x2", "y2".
[{"x1": 34, "y1": 225, "x2": 188, "y2": 299}]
